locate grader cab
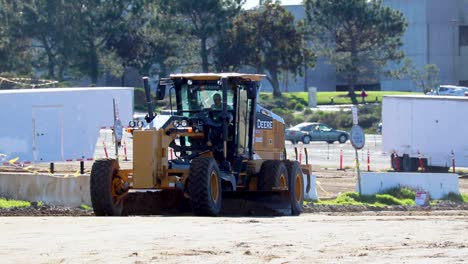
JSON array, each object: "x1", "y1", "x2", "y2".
[{"x1": 90, "y1": 73, "x2": 311, "y2": 216}]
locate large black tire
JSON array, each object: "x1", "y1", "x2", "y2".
[
  {"x1": 189, "y1": 157, "x2": 222, "y2": 216},
  {"x1": 286, "y1": 161, "x2": 304, "y2": 216},
  {"x1": 259, "y1": 160, "x2": 288, "y2": 191},
  {"x1": 90, "y1": 159, "x2": 123, "y2": 216},
  {"x1": 390, "y1": 153, "x2": 403, "y2": 171},
  {"x1": 401, "y1": 154, "x2": 418, "y2": 172}
]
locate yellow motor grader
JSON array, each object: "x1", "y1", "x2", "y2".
[{"x1": 90, "y1": 73, "x2": 311, "y2": 216}]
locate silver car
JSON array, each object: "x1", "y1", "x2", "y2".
[{"x1": 285, "y1": 122, "x2": 349, "y2": 144}]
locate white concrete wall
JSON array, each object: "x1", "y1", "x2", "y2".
[
  {"x1": 356, "y1": 172, "x2": 459, "y2": 199},
  {"x1": 0, "y1": 173, "x2": 91, "y2": 207},
  {"x1": 304, "y1": 174, "x2": 318, "y2": 201},
  {"x1": 0, "y1": 172, "x2": 318, "y2": 208}
]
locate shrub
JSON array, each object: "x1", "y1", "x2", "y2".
[
  {"x1": 383, "y1": 187, "x2": 416, "y2": 200},
  {"x1": 294, "y1": 115, "x2": 305, "y2": 124},
  {"x1": 303, "y1": 108, "x2": 313, "y2": 115},
  {"x1": 294, "y1": 103, "x2": 304, "y2": 111}
]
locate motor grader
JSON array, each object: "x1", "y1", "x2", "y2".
[{"x1": 90, "y1": 73, "x2": 311, "y2": 216}]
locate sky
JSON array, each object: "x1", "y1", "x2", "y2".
[{"x1": 243, "y1": 0, "x2": 303, "y2": 9}]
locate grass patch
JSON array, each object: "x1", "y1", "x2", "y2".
[
  {"x1": 79, "y1": 204, "x2": 93, "y2": 210},
  {"x1": 316, "y1": 187, "x2": 417, "y2": 207},
  {"x1": 441, "y1": 192, "x2": 468, "y2": 203},
  {"x1": 275, "y1": 91, "x2": 419, "y2": 106},
  {"x1": 0, "y1": 197, "x2": 31, "y2": 209}
]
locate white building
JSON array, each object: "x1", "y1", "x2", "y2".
[{"x1": 271, "y1": 0, "x2": 468, "y2": 92}]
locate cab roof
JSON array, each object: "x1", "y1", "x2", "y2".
[{"x1": 169, "y1": 72, "x2": 266, "y2": 82}]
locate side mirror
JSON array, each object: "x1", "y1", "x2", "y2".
[
  {"x1": 156, "y1": 78, "x2": 173, "y2": 100},
  {"x1": 247, "y1": 81, "x2": 257, "y2": 99},
  {"x1": 156, "y1": 83, "x2": 166, "y2": 100}
]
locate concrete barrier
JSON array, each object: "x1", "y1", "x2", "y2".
[
  {"x1": 0, "y1": 172, "x2": 318, "y2": 207},
  {"x1": 304, "y1": 174, "x2": 318, "y2": 201},
  {"x1": 356, "y1": 172, "x2": 459, "y2": 199},
  {"x1": 0, "y1": 173, "x2": 91, "y2": 207}
]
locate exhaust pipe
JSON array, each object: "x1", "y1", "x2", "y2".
[{"x1": 142, "y1": 77, "x2": 155, "y2": 123}]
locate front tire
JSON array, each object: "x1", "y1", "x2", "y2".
[
  {"x1": 286, "y1": 161, "x2": 304, "y2": 216},
  {"x1": 338, "y1": 134, "x2": 347, "y2": 144},
  {"x1": 189, "y1": 157, "x2": 222, "y2": 216},
  {"x1": 90, "y1": 159, "x2": 124, "y2": 216}
]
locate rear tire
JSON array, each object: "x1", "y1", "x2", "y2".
[
  {"x1": 401, "y1": 154, "x2": 418, "y2": 172},
  {"x1": 391, "y1": 153, "x2": 402, "y2": 171},
  {"x1": 90, "y1": 159, "x2": 124, "y2": 216},
  {"x1": 189, "y1": 157, "x2": 222, "y2": 216},
  {"x1": 259, "y1": 160, "x2": 288, "y2": 191},
  {"x1": 338, "y1": 134, "x2": 347, "y2": 144},
  {"x1": 286, "y1": 161, "x2": 304, "y2": 216},
  {"x1": 302, "y1": 136, "x2": 311, "y2": 144}
]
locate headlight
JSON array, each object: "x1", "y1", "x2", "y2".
[
  {"x1": 129, "y1": 120, "x2": 136, "y2": 127},
  {"x1": 187, "y1": 79, "x2": 193, "y2": 85},
  {"x1": 181, "y1": 120, "x2": 188, "y2": 127},
  {"x1": 137, "y1": 121, "x2": 144, "y2": 128},
  {"x1": 173, "y1": 120, "x2": 180, "y2": 127}
]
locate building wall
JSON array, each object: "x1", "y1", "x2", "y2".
[{"x1": 280, "y1": 1, "x2": 468, "y2": 92}]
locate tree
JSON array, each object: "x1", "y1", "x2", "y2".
[
  {"x1": 19, "y1": 0, "x2": 76, "y2": 80},
  {"x1": 63, "y1": 0, "x2": 145, "y2": 84},
  {"x1": 217, "y1": 1, "x2": 314, "y2": 97},
  {"x1": 0, "y1": 1, "x2": 33, "y2": 75},
  {"x1": 160, "y1": 0, "x2": 244, "y2": 72},
  {"x1": 109, "y1": 1, "x2": 201, "y2": 80},
  {"x1": 406, "y1": 61, "x2": 440, "y2": 93},
  {"x1": 305, "y1": 0, "x2": 407, "y2": 104}
]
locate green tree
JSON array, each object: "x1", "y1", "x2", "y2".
[
  {"x1": 408, "y1": 62, "x2": 440, "y2": 93},
  {"x1": 160, "y1": 0, "x2": 244, "y2": 72},
  {"x1": 115, "y1": 2, "x2": 199, "y2": 79},
  {"x1": 65, "y1": 0, "x2": 144, "y2": 84},
  {"x1": 218, "y1": 1, "x2": 315, "y2": 97},
  {"x1": 218, "y1": 1, "x2": 314, "y2": 97},
  {"x1": 305, "y1": 0, "x2": 407, "y2": 104},
  {"x1": 0, "y1": 1, "x2": 33, "y2": 75},
  {"x1": 19, "y1": 0, "x2": 76, "y2": 80}
]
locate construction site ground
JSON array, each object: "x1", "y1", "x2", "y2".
[{"x1": 1, "y1": 163, "x2": 467, "y2": 263}]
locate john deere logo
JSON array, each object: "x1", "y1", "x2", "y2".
[{"x1": 256, "y1": 113, "x2": 273, "y2": 130}]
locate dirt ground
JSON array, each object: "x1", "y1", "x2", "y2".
[
  {"x1": 1, "y1": 164, "x2": 467, "y2": 263},
  {"x1": 0, "y1": 213, "x2": 467, "y2": 264}
]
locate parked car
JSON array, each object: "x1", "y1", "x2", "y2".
[
  {"x1": 285, "y1": 122, "x2": 349, "y2": 144},
  {"x1": 426, "y1": 85, "x2": 468, "y2": 96},
  {"x1": 377, "y1": 122, "x2": 382, "y2": 134}
]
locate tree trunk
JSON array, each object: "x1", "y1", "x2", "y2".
[
  {"x1": 348, "y1": 73, "x2": 358, "y2": 105},
  {"x1": 270, "y1": 70, "x2": 281, "y2": 97},
  {"x1": 200, "y1": 37, "x2": 209, "y2": 72},
  {"x1": 348, "y1": 37, "x2": 359, "y2": 105},
  {"x1": 90, "y1": 44, "x2": 99, "y2": 85},
  {"x1": 303, "y1": 64, "x2": 308, "y2": 92},
  {"x1": 42, "y1": 36, "x2": 56, "y2": 79}
]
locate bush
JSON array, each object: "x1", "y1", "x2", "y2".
[
  {"x1": 294, "y1": 103, "x2": 304, "y2": 111},
  {"x1": 294, "y1": 115, "x2": 305, "y2": 124},
  {"x1": 382, "y1": 187, "x2": 416, "y2": 200},
  {"x1": 303, "y1": 108, "x2": 313, "y2": 115}
]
